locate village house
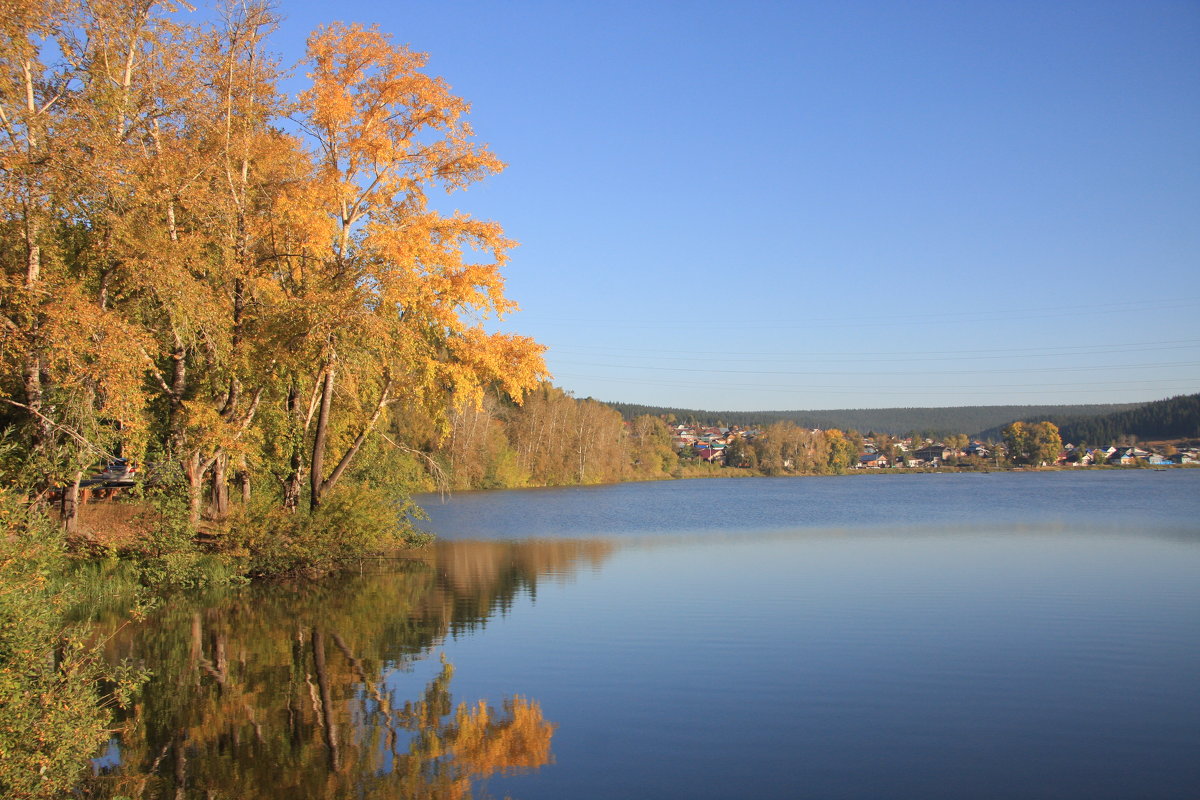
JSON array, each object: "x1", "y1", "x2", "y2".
[
  {"x1": 914, "y1": 444, "x2": 953, "y2": 464},
  {"x1": 1070, "y1": 449, "x2": 1097, "y2": 466},
  {"x1": 965, "y1": 442, "x2": 990, "y2": 458},
  {"x1": 1112, "y1": 447, "x2": 1151, "y2": 465},
  {"x1": 693, "y1": 441, "x2": 726, "y2": 463},
  {"x1": 857, "y1": 452, "x2": 889, "y2": 468}
]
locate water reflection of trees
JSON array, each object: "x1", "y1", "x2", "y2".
[
  {"x1": 83, "y1": 539, "x2": 613, "y2": 799},
  {"x1": 428, "y1": 539, "x2": 614, "y2": 633}
]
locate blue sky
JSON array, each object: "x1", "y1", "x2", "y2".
[{"x1": 263, "y1": 0, "x2": 1197, "y2": 410}]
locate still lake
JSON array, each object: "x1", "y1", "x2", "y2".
[{"x1": 91, "y1": 471, "x2": 1200, "y2": 799}]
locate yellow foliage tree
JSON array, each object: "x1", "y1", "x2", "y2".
[
  {"x1": 280, "y1": 23, "x2": 546, "y2": 510},
  {"x1": 3, "y1": 5, "x2": 546, "y2": 523}
]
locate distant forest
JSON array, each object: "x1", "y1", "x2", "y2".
[
  {"x1": 977, "y1": 394, "x2": 1200, "y2": 444},
  {"x1": 604, "y1": 401, "x2": 1148, "y2": 438}
]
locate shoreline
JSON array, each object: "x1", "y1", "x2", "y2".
[{"x1": 418, "y1": 461, "x2": 1198, "y2": 497}]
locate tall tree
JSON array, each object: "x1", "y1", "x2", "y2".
[
  {"x1": 0, "y1": 0, "x2": 173, "y2": 516},
  {"x1": 1003, "y1": 420, "x2": 1062, "y2": 466},
  {"x1": 285, "y1": 23, "x2": 545, "y2": 510},
  {"x1": 628, "y1": 414, "x2": 675, "y2": 479}
]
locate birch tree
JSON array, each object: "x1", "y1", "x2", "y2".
[{"x1": 285, "y1": 23, "x2": 546, "y2": 510}]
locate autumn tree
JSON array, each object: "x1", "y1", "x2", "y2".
[
  {"x1": 628, "y1": 414, "x2": 675, "y2": 479},
  {"x1": 569, "y1": 397, "x2": 627, "y2": 484},
  {"x1": 945, "y1": 433, "x2": 969, "y2": 453},
  {"x1": 444, "y1": 394, "x2": 528, "y2": 489},
  {"x1": 187, "y1": 0, "x2": 289, "y2": 516},
  {"x1": 825, "y1": 428, "x2": 857, "y2": 473},
  {"x1": 3, "y1": 4, "x2": 547, "y2": 532},
  {"x1": 753, "y1": 421, "x2": 829, "y2": 475},
  {"x1": 0, "y1": 0, "x2": 66, "y2": 458},
  {"x1": 506, "y1": 384, "x2": 575, "y2": 483},
  {"x1": 500, "y1": 384, "x2": 632, "y2": 486},
  {"x1": 723, "y1": 434, "x2": 757, "y2": 469},
  {"x1": 1028, "y1": 421, "x2": 1063, "y2": 465},
  {"x1": 277, "y1": 23, "x2": 545, "y2": 511},
  {"x1": 1002, "y1": 421, "x2": 1062, "y2": 466},
  {"x1": 754, "y1": 421, "x2": 793, "y2": 474},
  {"x1": 0, "y1": 0, "x2": 184, "y2": 521},
  {"x1": 72, "y1": 0, "x2": 300, "y2": 526}
]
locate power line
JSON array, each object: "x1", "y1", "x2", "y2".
[
  {"x1": 552, "y1": 372, "x2": 1198, "y2": 395},
  {"x1": 506, "y1": 298, "x2": 1196, "y2": 331},
  {"x1": 549, "y1": 339, "x2": 1200, "y2": 365},
  {"x1": 551, "y1": 359, "x2": 1200, "y2": 378}
]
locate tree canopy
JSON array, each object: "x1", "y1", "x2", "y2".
[
  {"x1": 0, "y1": 1, "x2": 546, "y2": 527},
  {"x1": 1002, "y1": 421, "x2": 1063, "y2": 466}
]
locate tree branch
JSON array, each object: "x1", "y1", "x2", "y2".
[
  {"x1": 0, "y1": 398, "x2": 117, "y2": 461},
  {"x1": 320, "y1": 378, "x2": 393, "y2": 495},
  {"x1": 138, "y1": 343, "x2": 172, "y2": 395},
  {"x1": 380, "y1": 431, "x2": 449, "y2": 497}
]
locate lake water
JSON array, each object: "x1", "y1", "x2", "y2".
[{"x1": 89, "y1": 471, "x2": 1200, "y2": 799}]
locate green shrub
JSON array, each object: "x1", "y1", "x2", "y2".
[
  {"x1": 0, "y1": 490, "x2": 145, "y2": 799},
  {"x1": 112, "y1": 491, "x2": 241, "y2": 590},
  {"x1": 224, "y1": 484, "x2": 432, "y2": 577}
]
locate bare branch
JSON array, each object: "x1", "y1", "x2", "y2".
[
  {"x1": 0, "y1": 398, "x2": 117, "y2": 461},
  {"x1": 380, "y1": 431, "x2": 449, "y2": 497},
  {"x1": 138, "y1": 343, "x2": 172, "y2": 395}
]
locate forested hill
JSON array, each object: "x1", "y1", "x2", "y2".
[
  {"x1": 977, "y1": 393, "x2": 1200, "y2": 444},
  {"x1": 604, "y1": 401, "x2": 1148, "y2": 438}
]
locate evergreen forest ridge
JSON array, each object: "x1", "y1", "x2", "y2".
[
  {"x1": 606, "y1": 394, "x2": 1200, "y2": 443},
  {"x1": 604, "y1": 400, "x2": 1148, "y2": 438}
]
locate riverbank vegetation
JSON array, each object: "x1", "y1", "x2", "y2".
[
  {"x1": 0, "y1": 488, "x2": 149, "y2": 799},
  {"x1": 418, "y1": 398, "x2": 1198, "y2": 489}
]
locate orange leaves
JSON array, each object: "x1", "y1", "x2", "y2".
[
  {"x1": 364, "y1": 210, "x2": 517, "y2": 327},
  {"x1": 446, "y1": 329, "x2": 548, "y2": 404},
  {"x1": 299, "y1": 22, "x2": 505, "y2": 231},
  {"x1": 30, "y1": 280, "x2": 152, "y2": 441},
  {"x1": 1, "y1": 3, "x2": 545, "y2": 513},
  {"x1": 284, "y1": 20, "x2": 546, "y2": 452},
  {"x1": 303, "y1": 22, "x2": 466, "y2": 145}
]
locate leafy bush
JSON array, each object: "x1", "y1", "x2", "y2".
[
  {"x1": 116, "y1": 491, "x2": 242, "y2": 590},
  {"x1": 223, "y1": 484, "x2": 432, "y2": 577},
  {"x1": 0, "y1": 490, "x2": 145, "y2": 799}
]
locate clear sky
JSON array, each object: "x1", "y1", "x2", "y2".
[{"x1": 263, "y1": 0, "x2": 1198, "y2": 411}]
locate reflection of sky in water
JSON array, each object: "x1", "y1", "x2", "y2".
[
  {"x1": 416, "y1": 470, "x2": 1200, "y2": 540},
  {"x1": 438, "y1": 524, "x2": 1200, "y2": 800},
  {"x1": 411, "y1": 474, "x2": 1200, "y2": 799},
  {"x1": 90, "y1": 738, "x2": 121, "y2": 772}
]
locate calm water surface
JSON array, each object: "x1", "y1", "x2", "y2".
[{"x1": 91, "y1": 471, "x2": 1200, "y2": 799}]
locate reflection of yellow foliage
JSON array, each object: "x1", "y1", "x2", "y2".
[
  {"x1": 86, "y1": 561, "x2": 562, "y2": 799},
  {"x1": 449, "y1": 697, "x2": 556, "y2": 779},
  {"x1": 433, "y1": 539, "x2": 615, "y2": 595}
]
